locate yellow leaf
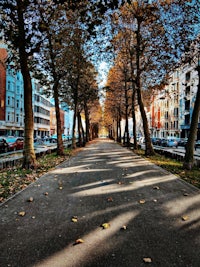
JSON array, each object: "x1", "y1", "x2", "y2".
[
  {"x1": 101, "y1": 223, "x2": 110, "y2": 229},
  {"x1": 139, "y1": 199, "x2": 145, "y2": 204},
  {"x1": 18, "y1": 211, "x2": 26, "y2": 217},
  {"x1": 75, "y1": 239, "x2": 84, "y2": 244},
  {"x1": 71, "y1": 216, "x2": 78, "y2": 222},
  {"x1": 143, "y1": 257, "x2": 152, "y2": 263},
  {"x1": 182, "y1": 215, "x2": 189, "y2": 221}
]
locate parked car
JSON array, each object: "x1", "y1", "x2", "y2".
[
  {"x1": 14, "y1": 137, "x2": 24, "y2": 150},
  {"x1": 51, "y1": 134, "x2": 68, "y2": 141},
  {"x1": 178, "y1": 138, "x2": 188, "y2": 147},
  {"x1": 151, "y1": 137, "x2": 163, "y2": 146},
  {"x1": 4, "y1": 136, "x2": 24, "y2": 151},
  {"x1": 0, "y1": 137, "x2": 9, "y2": 153},
  {"x1": 195, "y1": 140, "x2": 200, "y2": 150},
  {"x1": 160, "y1": 138, "x2": 178, "y2": 148}
]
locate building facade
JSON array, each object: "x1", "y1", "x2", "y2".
[
  {"x1": 0, "y1": 43, "x2": 52, "y2": 137},
  {"x1": 150, "y1": 62, "x2": 200, "y2": 140}
]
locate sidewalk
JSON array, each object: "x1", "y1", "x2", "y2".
[{"x1": 0, "y1": 139, "x2": 200, "y2": 267}]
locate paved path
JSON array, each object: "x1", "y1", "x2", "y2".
[{"x1": 0, "y1": 139, "x2": 200, "y2": 267}]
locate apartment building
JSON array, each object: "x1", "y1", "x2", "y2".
[
  {"x1": 0, "y1": 43, "x2": 52, "y2": 137},
  {"x1": 32, "y1": 80, "x2": 51, "y2": 138},
  {"x1": 150, "y1": 61, "x2": 200, "y2": 140},
  {"x1": 0, "y1": 42, "x2": 7, "y2": 125},
  {"x1": 179, "y1": 64, "x2": 200, "y2": 139}
]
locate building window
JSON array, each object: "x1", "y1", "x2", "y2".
[
  {"x1": 8, "y1": 81, "x2": 11, "y2": 91},
  {"x1": 185, "y1": 100, "x2": 190, "y2": 111},
  {"x1": 186, "y1": 86, "x2": 190, "y2": 96},
  {"x1": 185, "y1": 114, "x2": 190, "y2": 125},
  {"x1": 7, "y1": 96, "x2": 10, "y2": 105},
  {"x1": 186, "y1": 72, "x2": 191, "y2": 82},
  {"x1": 7, "y1": 112, "x2": 10, "y2": 121}
]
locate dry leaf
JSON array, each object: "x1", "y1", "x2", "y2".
[
  {"x1": 107, "y1": 197, "x2": 113, "y2": 202},
  {"x1": 139, "y1": 199, "x2": 146, "y2": 204},
  {"x1": 183, "y1": 193, "x2": 189, "y2": 196},
  {"x1": 143, "y1": 257, "x2": 152, "y2": 263},
  {"x1": 153, "y1": 186, "x2": 160, "y2": 190},
  {"x1": 28, "y1": 197, "x2": 34, "y2": 202},
  {"x1": 44, "y1": 192, "x2": 48, "y2": 196},
  {"x1": 71, "y1": 216, "x2": 78, "y2": 223},
  {"x1": 121, "y1": 225, "x2": 127, "y2": 230},
  {"x1": 18, "y1": 211, "x2": 26, "y2": 217},
  {"x1": 101, "y1": 223, "x2": 110, "y2": 229},
  {"x1": 74, "y1": 239, "x2": 84, "y2": 245},
  {"x1": 182, "y1": 215, "x2": 189, "y2": 221},
  {"x1": 59, "y1": 186, "x2": 63, "y2": 190}
]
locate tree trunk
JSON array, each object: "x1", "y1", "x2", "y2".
[
  {"x1": 53, "y1": 81, "x2": 64, "y2": 155},
  {"x1": 183, "y1": 66, "x2": 200, "y2": 169},
  {"x1": 84, "y1": 101, "x2": 90, "y2": 142},
  {"x1": 131, "y1": 84, "x2": 138, "y2": 149},
  {"x1": 77, "y1": 111, "x2": 83, "y2": 147},
  {"x1": 124, "y1": 79, "x2": 130, "y2": 146},
  {"x1": 17, "y1": 1, "x2": 37, "y2": 168},
  {"x1": 136, "y1": 19, "x2": 155, "y2": 156},
  {"x1": 72, "y1": 101, "x2": 77, "y2": 149}
]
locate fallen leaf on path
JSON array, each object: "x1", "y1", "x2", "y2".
[
  {"x1": 153, "y1": 186, "x2": 160, "y2": 190},
  {"x1": 74, "y1": 239, "x2": 84, "y2": 245},
  {"x1": 101, "y1": 223, "x2": 110, "y2": 229},
  {"x1": 71, "y1": 216, "x2": 78, "y2": 222},
  {"x1": 121, "y1": 225, "x2": 127, "y2": 230},
  {"x1": 18, "y1": 211, "x2": 26, "y2": 217},
  {"x1": 58, "y1": 186, "x2": 63, "y2": 190},
  {"x1": 139, "y1": 199, "x2": 146, "y2": 204},
  {"x1": 182, "y1": 215, "x2": 189, "y2": 221},
  {"x1": 143, "y1": 257, "x2": 152, "y2": 263},
  {"x1": 107, "y1": 197, "x2": 113, "y2": 202},
  {"x1": 28, "y1": 197, "x2": 34, "y2": 202}
]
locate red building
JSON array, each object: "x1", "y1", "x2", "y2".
[{"x1": 0, "y1": 46, "x2": 7, "y2": 122}]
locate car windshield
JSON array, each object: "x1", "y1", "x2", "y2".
[{"x1": 5, "y1": 138, "x2": 16, "y2": 143}]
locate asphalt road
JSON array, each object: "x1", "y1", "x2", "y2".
[{"x1": 0, "y1": 139, "x2": 200, "y2": 267}]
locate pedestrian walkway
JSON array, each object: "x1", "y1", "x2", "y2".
[{"x1": 0, "y1": 139, "x2": 200, "y2": 267}]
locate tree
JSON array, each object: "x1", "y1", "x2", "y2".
[
  {"x1": 159, "y1": 0, "x2": 200, "y2": 168},
  {"x1": 105, "y1": 65, "x2": 125, "y2": 142},
  {"x1": 0, "y1": 0, "x2": 45, "y2": 168},
  {"x1": 183, "y1": 39, "x2": 200, "y2": 169}
]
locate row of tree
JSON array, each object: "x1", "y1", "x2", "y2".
[
  {"x1": 103, "y1": 0, "x2": 200, "y2": 169},
  {"x1": 0, "y1": 0, "x2": 199, "y2": 170},
  {"x1": 0, "y1": 0, "x2": 107, "y2": 169}
]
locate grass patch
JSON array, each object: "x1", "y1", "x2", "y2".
[
  {"x1": 0, "y1": 148, "x2": 71, "y2": 203},
  {"x1": 134, "y1": 149, "x2": 200, "y2": 189}
]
